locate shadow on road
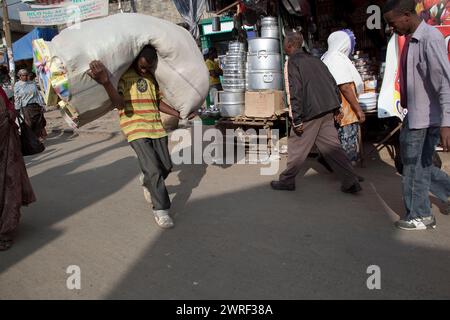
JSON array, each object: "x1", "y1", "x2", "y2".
[
  {"x1": 104, "y1": 148, "x2": 450, "y2": 299},
  {"x1": 0, "y1": 134, "x2": 135, "y2": 274}
]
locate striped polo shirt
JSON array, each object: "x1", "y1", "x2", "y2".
[{"x1": 118, "y1": 69, "x2": 167, "y2": 142}]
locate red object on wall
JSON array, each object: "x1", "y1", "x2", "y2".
[{"x1": 436, "y1": 25, "x2": 450, "y2": 61}]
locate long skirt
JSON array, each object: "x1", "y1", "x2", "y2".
[
  {"x1": 338, "y1": 122, "x2": 360, "y2": 162},
  {"x1": 22, "y1": 104, "x2": 47, "y2": 139},
  {"x1": 0, "y1": 108, "x2": 36, "y2": 237}
]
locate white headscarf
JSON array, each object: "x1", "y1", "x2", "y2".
[{"x1": 321, "y1": 30, "x2": 364, "y2": 95}]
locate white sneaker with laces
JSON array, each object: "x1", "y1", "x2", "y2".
[
  {"x1": 153, "y1": 210, "x2": 174, "y2": 229},
  {"x1": 395, "y1": 216, "x2": 436, "y2": 231}
]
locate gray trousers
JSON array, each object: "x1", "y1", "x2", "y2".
[
  {"x1": 130, "y1": 137, "x2": 172, "y2": 211},
  {"x1": 279, "y1": 112, "x2": 359, "y2": 189}
]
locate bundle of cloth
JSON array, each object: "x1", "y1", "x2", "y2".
[{"x1": 33, "y1": 13, "x2": 209, "y2": 128}]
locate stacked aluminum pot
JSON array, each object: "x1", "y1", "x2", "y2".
[
  {"x1": 260, "y1": 17, "x2": 279, "y2": 39},
  {"x1": 247, "y1": 20, "x2": 283, "y2": 92},
  {"x1": 218, "y1": 41, "x2": 247, "y2": 117}
]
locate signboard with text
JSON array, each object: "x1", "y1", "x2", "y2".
[{"x1": 19, "y1": 0, "x2": 108, "y2": 26}]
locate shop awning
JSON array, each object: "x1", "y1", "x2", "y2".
[{"x1": 12, "y1": 27, "x2": 58, "y2": 61}]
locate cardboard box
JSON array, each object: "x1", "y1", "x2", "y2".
[{"x1": 245, "y1": 90, "x2": 286, "y2": 118}]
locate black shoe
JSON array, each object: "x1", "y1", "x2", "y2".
[
  {"x1": 357, "y1": 175, "x2": 365, "y2": 182},
  {"x1": 341, "y1": 182, "x2": 362, "y2": 194},
  {"x1": 443, "y1": 202, "x2": 450, "y2": 215},
  {"x1": 270, "y1": 181, "x2": 295, "y2": 191},
  {"x1": 317, "y1": 155, "x2": 333, "y2": 173}
]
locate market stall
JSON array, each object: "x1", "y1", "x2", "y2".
[
  {"x1": 200, "y1": 1, "x2": 296, "y2": 159},
  {"x1": 199, "y1": 0, "x2": 450, "y2": 162}
]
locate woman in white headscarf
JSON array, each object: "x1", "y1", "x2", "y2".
[
  {"x1": 321, "y1": 29, "x2": 365, "y2": 163},
  {"x1": 14, "y1": 69, "x2": 47, "y2": 141}
]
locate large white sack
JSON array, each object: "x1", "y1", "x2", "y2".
[{"x1": 49, "y1": 13, "x2": 209, "y2": 125}]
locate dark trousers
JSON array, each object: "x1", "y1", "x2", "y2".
[
  {"x1": 279, "y1": 112, "x2": 359, "y2": 189},
  {"x1": 130, "y1": 137, "x2": 172, "y2": 211},
  {"x1": 400, "y1": 117, "x2": 450, "y2": 219},
  {"x1": 22, "y1": 104, "x2": 46, "y2": 139}
]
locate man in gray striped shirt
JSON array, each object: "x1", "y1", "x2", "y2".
[{"x1": 384, "y1": 0, "x2": 450, "y2": 231}]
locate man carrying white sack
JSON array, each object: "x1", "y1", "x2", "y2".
[{"x1": 88, "y1": 45, "x2": 195, "y2": 229}]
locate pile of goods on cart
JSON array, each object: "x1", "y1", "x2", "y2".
[{"x1": 216, "y1": 16, "x2": 286, "y2": 120}]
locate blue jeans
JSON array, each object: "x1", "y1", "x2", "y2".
[{"x1": 400, "y1": 118, "x2": 450, "y2": 219}]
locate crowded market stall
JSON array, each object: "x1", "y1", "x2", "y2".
[{"x1": 201, "y1": 0, "x2": 450, "y2": 163}]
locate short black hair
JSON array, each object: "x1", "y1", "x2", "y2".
[
  {"x1": 284, "y1": 30, "x2": 304, "y2": 49},
  {"x1": 382, "y1": 0, "x2": 417, "y2": 15},
  {"x1": 208, "y1": 47, "x2": 217, "y2": 56},
  {"x1": 138, "y1": 45, "x2": 158, "y2": 64}
]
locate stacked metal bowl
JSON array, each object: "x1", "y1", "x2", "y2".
[
  {"x1": 218, "y1": 41, "x2": 247, "y2": 117},
  {"x1": 222, "y1": 41, "x2": 247, "y2": 93}
]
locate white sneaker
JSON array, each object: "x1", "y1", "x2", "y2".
[
  {"x1": 395, "y1": 216, "x2": 436, "y2": 231},
  {"x1": 153, "y1": 210, "x2": 174, "y2": 229},
  {"x1": 139, "y1": 174, "x2": 152, "y2": 204}
]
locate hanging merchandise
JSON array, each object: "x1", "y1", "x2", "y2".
[
  {"x1": 242, "y1": 0, "x2": 270, "y2": 14},
  {"x1": 281, "y1": 0, "x2": 310, "y2": 16},
  {"x1": 172, "y1": 0, "x2": 206, "y2": 39},
  {"x1": 205, "y1": 0, "x2": 216, "y2": 12}
]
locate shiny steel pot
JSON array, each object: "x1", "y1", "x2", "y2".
[
  {"x1": 261, "y1": 17, "x2": 278, "y2": 27},
  {"x1": 247, "y1": 52, "x2": 281, "y2": 71},
  {"x1": 228, "y1": 41, "x2": 246, "y2": 51},
  {"x1": 248, "y1": 38, "x2": 280, "y2": 54},
  {"x1": 223, "y1": 78, "x2": 246, "y2": 85},
  {"x1": 226, "y1": 51, "x2": 246, "y2": 58},
  {"x1": 224, "y1": 63, "x2": 246, "y2": 70},
  {"x1": 247, "y1": 71, "x2": 283, "y2": 91},
  {"x1": 218, "y1": 91, "x2": 244, "y2": 104},
  {"x1": 218, "y1": 102, "x2": 244, "y2": 117},
  {"x1": 261, "y1": 26, "x2": 279, "y2": 39},
  {"x1": 222, "y1": 85, "x2": 245, "y2": 93},
  {"x1": 223, "y1": 67, "x2": 246, "y2": 74}
]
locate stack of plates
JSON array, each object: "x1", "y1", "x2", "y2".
[{"x1": 359, "y1": 92, "x2": 378, "y2": 111}]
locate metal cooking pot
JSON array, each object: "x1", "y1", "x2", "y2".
[
  {"x1": 223, "y1": 66, "x2": 246, "y2": 72},
  {"x1": 222, "y1": 85, "x2": 245, "y2": 93},
  {"x1": 247, "y1": 52, "x2": 281, "y2": 71},
  {"x1": 248, "y1": 38, "x2": 280, "y2": 54},
  {"x1": 261, "y1": 26, "x2": 279, "y2": 39},
  {"x1": 247, "y1": 71, "x2": 283, "y2": 91},
  {"x1": 223, "y1": 78, "x2": 246, "y2": 85},
  {"x1": 223, "y1": 67, "x2": 246, "y2": 74},
  {"x1": 217, "y1": 102, "x2": 245, "y2": 117},
  {"x1": 226, "y1": 51, "x2": 246, "y2": 57},
  {"x1": 228, "y1": 41, "x2": 246, "y2": 51},
  {"x1": 261, "y1": 17, "x2": 278, "y2": 27},
  {"x1": 225, "y1": 62, "x2": 246, "y2": 69},
  {"x1": 217, "y1": 91, "x2": 244, "y2": 104}
]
